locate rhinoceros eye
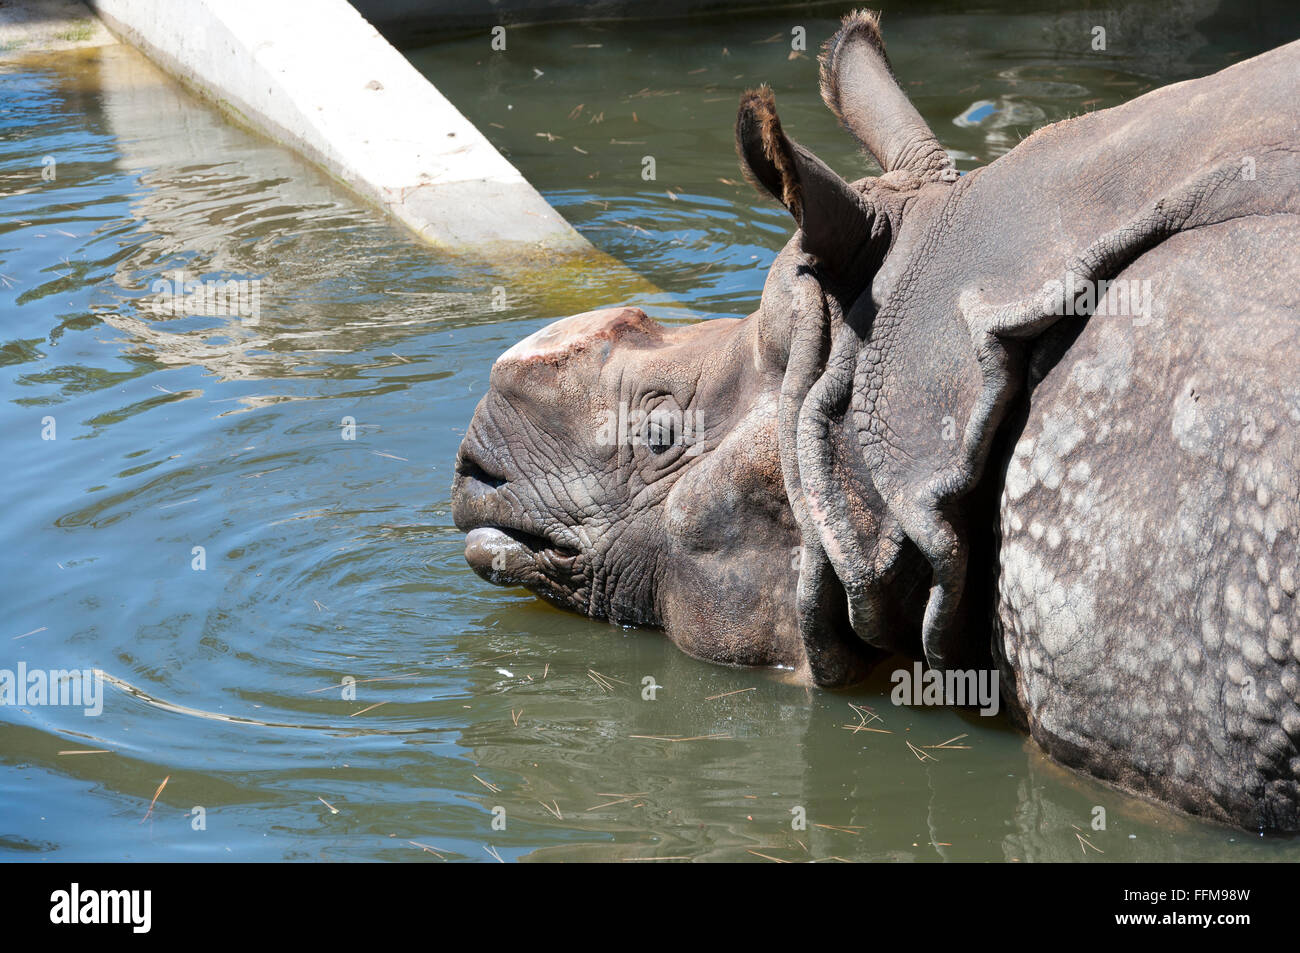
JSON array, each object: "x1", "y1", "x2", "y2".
[{"x1": 643, "y1": 410, "x2": 678, "y2": 454}]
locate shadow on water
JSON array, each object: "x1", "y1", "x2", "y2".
[{"x1": 0, "y1": 1, "x2": 1297, "y2": 860}]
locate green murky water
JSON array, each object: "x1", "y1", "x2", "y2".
[{"x1": 2, "y1": 1, "x2": 1298, "y2": 861}]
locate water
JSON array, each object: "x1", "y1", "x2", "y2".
[{"x1": 2, "y1": 2, "x2": 1298, "y2": 861}]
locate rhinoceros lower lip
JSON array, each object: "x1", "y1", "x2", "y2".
[{"x1": 464, "y1": 526, "x2": 580, "y2": 579}]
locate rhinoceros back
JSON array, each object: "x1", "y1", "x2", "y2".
[{"x1": 995, "y1": 211, "x2": 1300, "y2": 829}]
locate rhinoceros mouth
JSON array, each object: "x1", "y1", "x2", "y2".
[
  {"x1": 464, "y1": 525, "x2": 581, "y2": 570},
  {"x1": 461, "y1": 524, "x2": 588, "y2": 616},
  {"x1": 452, "y1": 445, "x2": 587, "y2": 603}
]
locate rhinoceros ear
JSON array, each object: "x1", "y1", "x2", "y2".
[
  {"x1": 736, "y1": 85, "x2": 876, "y2": 276},
  {"x1": 819, "y1": 10, "x2": 951, "y2": 178}
]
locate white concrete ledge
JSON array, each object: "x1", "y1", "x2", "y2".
[
  {"x1": 88, "y1": 0, "x2": 594, "y2": 257},
  {"x1": 0, "y1": 0, "x2": 116, "y2": 54}
]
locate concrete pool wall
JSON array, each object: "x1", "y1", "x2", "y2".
[{"x1": 83, "y1": 0, "x2": 597, "y2": 258}]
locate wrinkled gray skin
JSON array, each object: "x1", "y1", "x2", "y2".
[{"x1": 453, "y1": 10, "x2": 1300, "y2": 829}]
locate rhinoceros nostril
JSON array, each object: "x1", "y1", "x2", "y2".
[{"x1": 457, "y1": 454, "x2": 507, "y2": 489}]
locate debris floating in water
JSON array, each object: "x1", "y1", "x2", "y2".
[
  {"x1": 407, "y1": 840, "x2": 447, "y2": 859},
  {"x1": 305, "y1": 672, "x2": 420, "y2": 694},
  {"x1": 813, "y1": 823, "x2": 863, "y2": 835},
  {"x1": 921, "y1": 734, "x2": 970, "y2": 750},
  {"x1": 585, "y1": 792, "x2": 649, "y2": 812},
  {"x1": 842, "y1": 703, "x2": 891, "y2": 735},
  {"x1": 317, "y1": 796, "x2": 340, "y2": 815},
  {"x1": 1073, "y1": 826, "x2": 1104, "y2": 855},
  {"x1": 587, "y1": 669, "x2": 626, "y2": 693},
  {"x1": 905, "y1": 741, "x2": 937, "y2": 763},
  {"x1": 141, "y1": 775, "x2": 170, "y2": 823}
]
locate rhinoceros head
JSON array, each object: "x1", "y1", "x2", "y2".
[{"x1": 452, "y1": 11, "x2": 958, "y2": 682}]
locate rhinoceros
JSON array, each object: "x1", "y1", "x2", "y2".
[{"x1": 452, "y1": 10, "x2": 1300, "y2": 830}]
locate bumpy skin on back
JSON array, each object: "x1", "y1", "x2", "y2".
[
  {"x1": 997, "y1": 218, "x2": 1300, "y2": 828},
  {"x1": 838, "y1": 42, "x2": 1300, "y2": 829},
  {"x1": 453, "y1": 10, "x2": 1300, "y2": 829}
]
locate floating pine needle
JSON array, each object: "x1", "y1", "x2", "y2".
[
  {"x1": 586, "y1": 791, "x2": 649, "y2": 811},
  {"x1": 619, "y1": 856, "x2": 691, "y2": 861},
  {"x1": 848, "y1": 702, "x2": 881, "y2": 723},
  {"x1": 306, "y1": 672, "x2": 421, "y2": 694},
  {"x1": 408, "y1": 840, "x2": 447, "y2": 858},
  {"x1": 317, "y1": 796, "x2": 340, "y2": 814},
  {"x1": 705, "y1": 687, "x2": 755, "y2": 701},
  {"x1": 628, "y1": 733, "x2": 732, "y2": 743},
  {"x1": 58, "y1": 749, "x2": 110, "y2": 756},
  {"x1": 475, "y1": 652, "x2": 517, "y2": 666},
  {"x1": 906, "y1": 740, "x2": 938, "y2": 763},
  {"x1": 747, "y1": 849, "x2": 790, "y2": 863},
  {"x1": 349, "y1": 701, "x2": 389, "y2": 717},
  {"x1": 472, "y1": 775, "x2": 501, "y2": 793},
  {"x1": 922, "y1": 734, "x2": 971, "y2": 750},
  {"x1": 1076, "y1": 831, "x2": 1104, "y2": 855},
  {"x1": 813, "y1": 823, "x2": 864, "y2": 835},
  {"x1": 539, "y1": 799, "x2": 563, "y2": 820},
  {"x1": 843, "y1": 703, "x2": 891, "y2": 734},
  {"x1": 484, "y1": 845, "x2": 504, "y2": 863},
  {"x1": 610, "y1": 219, "x2": 649, "y2": 235},
  {"x1": 586, "y1": 797, "x2": 633, "y2": 812},
  {"x1": 587, "y1": 669, "x2": 626, "y2": 692},
  {"x1": 511, "y1": 708, "x2": 522, "y2": 726},
  {"x1": 141, "y1": 775, "x2": 170, "y2": 823}
]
